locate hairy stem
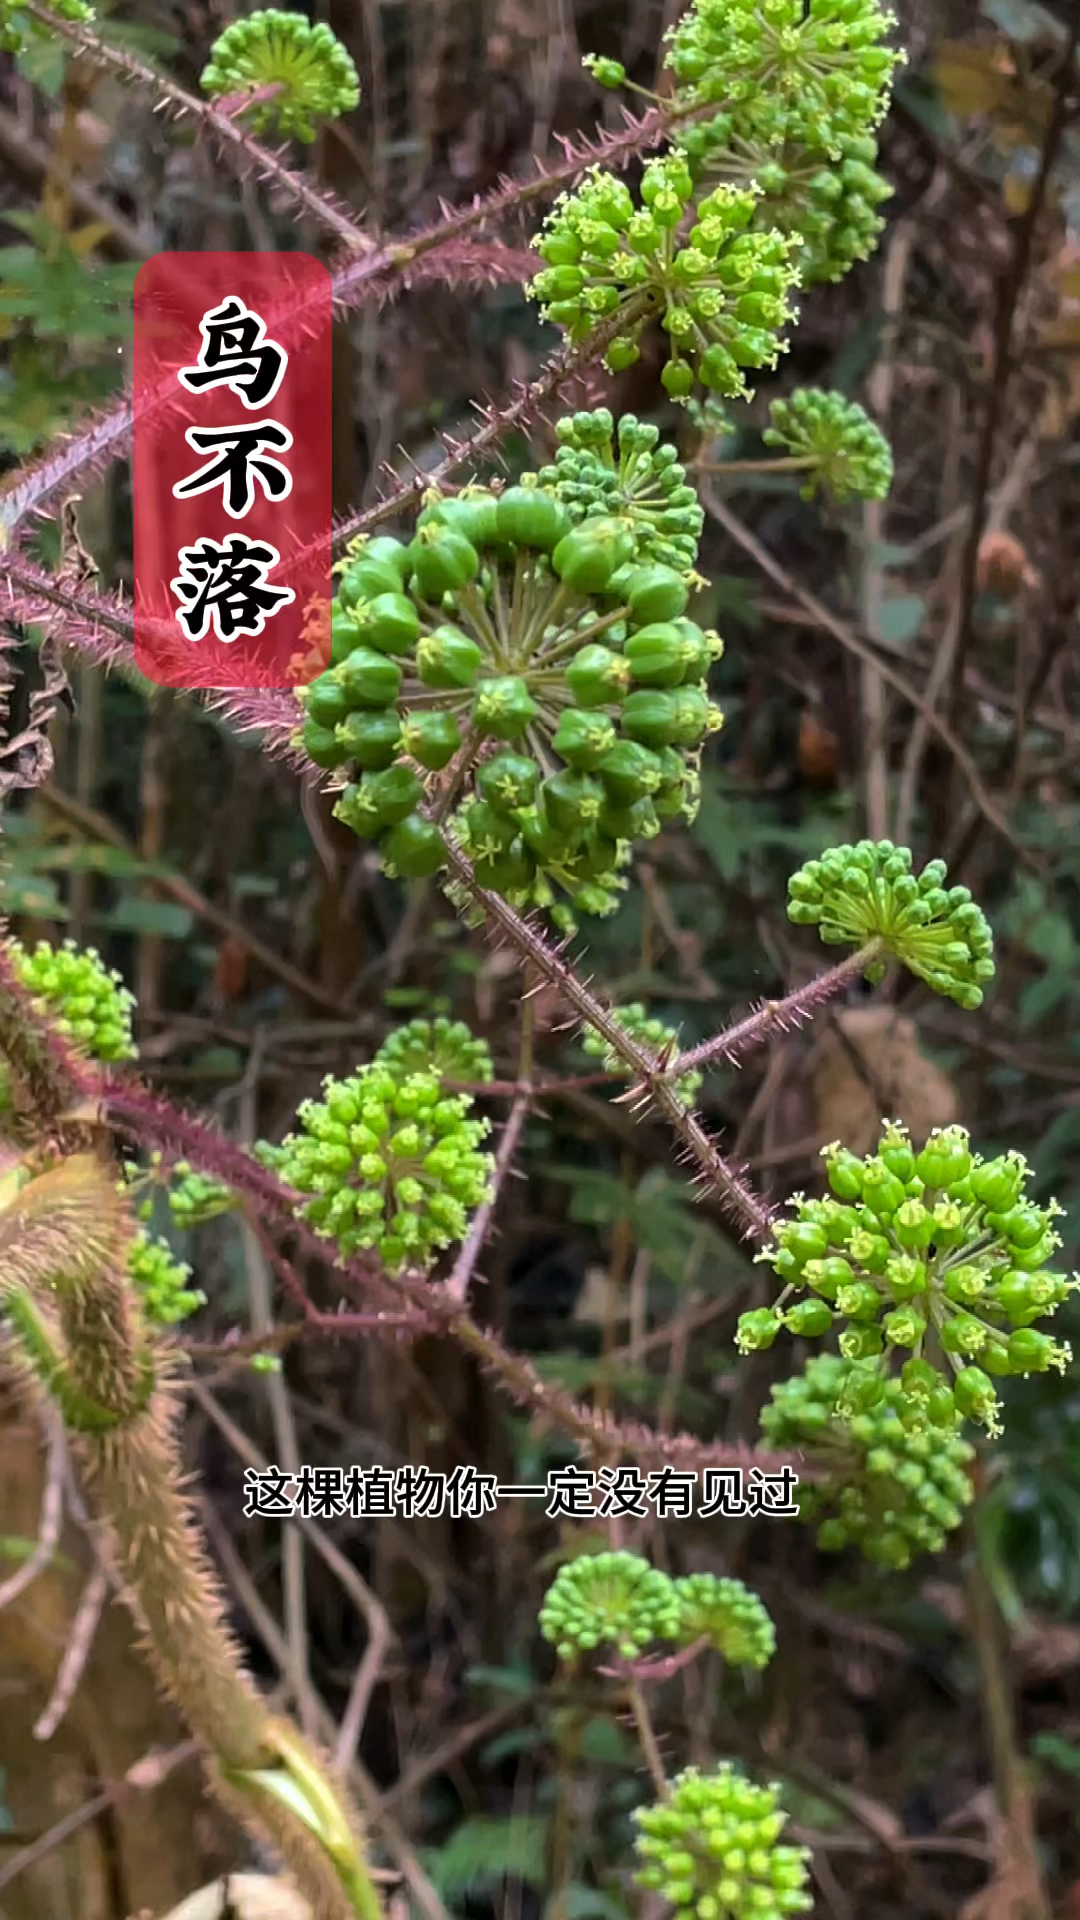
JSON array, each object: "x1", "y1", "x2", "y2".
[
  {"x1": 669, "y1": 940, "x2": 885, "y2": 1079},
  {"x1": 438, "y1": 833, "x2": 775, "y2": 1240},
  {"x1": 0, "y1": 1153, "x2": 383, "y2": 1920}
]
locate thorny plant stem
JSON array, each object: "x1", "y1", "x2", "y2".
[
  {"x1": 78, "y1": 1062, "x2": 803, "y2": 1477},
  {"x1": 24, "y1": 1, "x2": 374, "y2": 253},
  {"x1": 330, "y1": 293, "x2": 659, "y2": 550},
  {"x1": 669, "y1": 941, "x2": 885, "y2": 1079},
  {"x1": 438, "y1": 831, "x2": 775, "y2": 1241}
]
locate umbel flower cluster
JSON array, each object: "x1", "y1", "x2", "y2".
[
  {"x1": 634, "y1": 1766, "x2": 813, "y2": 1919},
  {"x1": 258, "y1": 1018, "x2": 495, "y2": 1271},
  {"x1": 299, "y1": 413, "x2": 724, "y2": 926},
  {"x1": 165, "y1": 1160, "x2": 237, "y2": 1231},
  {"x1": 540, "y1": 1550, "x2": 682, "y2": 1660},
  {"x1": 540, "y1": 1557, "x2": 803, "y2": 1916},
  {"x1": 200, "y1": 9, "x2": 361, "y2": 141},
  {"x1": 128, "y1": 1021, "x2": 495, "y2": 1262},
  {"x1": 4, "y1": 936, "x2": 136, "y2": 1062},
  {"x1": 375, "y1": 1016, "x2": 494, "y2": 1084},
  {"x1": 738, "y1": 1123, "x2": 1075, "y2": 1437},
  {"x1": 532, "y1": 0, "x2": 901, "y2": 400},
  {"x1": 763, "y1": 389, "x2": 893, "y2": 503},
  {"x1": 539, "y1": 1551, "x2": 774, "y2": 1671},
  {"x1": 674, "y1": 1572, "x2": 776, "y2": 1668},
  {"x1": 531, "y1": 164, "x2": 802, "y2": 400},
  {"x1": 535, "y1": 410, "x2": 705, "y2": 574},
  {"x1": 664, "y1": 0, "x2": 899, "y2": 151},
  {"x1": 760, "y1": 1353, "x2": 976, "y2": 1569},
  {"x1": 787, "y1": 840, "x2": 996, "y2": 1009}
]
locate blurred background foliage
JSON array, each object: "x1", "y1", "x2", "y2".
[{"x1": 4, "y1": 0, "x2": 1080, "y2": 1915}]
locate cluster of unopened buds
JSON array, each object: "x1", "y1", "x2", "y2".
[
  {"x1": 3, "y1": 935, "x2": 136, "y2": 1063},
  {"x1": 127, "y1": 1226, "x2": 206, "y2": 1327},
  {"x1": 634, "y1": 1766, "x2": 812, "y2": 1919},
  {"x1": 258, "y1": 1019, "x2": 495, "y2": 1272},
  {"x1": 787, "y1": 839, "x2": 996, "y2": 1009},
  {"x1": 763, "y1": 389, "x2": 893, "y2": 503},
  {"x1": 760, "y1": 1353, "x2": 976, "y2": 1569},
  {"x1": 539, "y1": 1551, "x2": 774, "y2": 1671},
  {"x1": 199, "y1": 8, "x2": 360, "y2": 140},
  {"x1": 738, "y1": 1122, "x2": 1075, "y2": 1437},
  {"x1": 298, "y1": 412, "x2": 723, "y2": 927},
  {"x1": 535, "y1": 410, "x2": 705, "y2": 573}
]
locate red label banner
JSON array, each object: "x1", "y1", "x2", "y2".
[{"x1": 133, "y1": 252, "x2": 332, "y2": 689}]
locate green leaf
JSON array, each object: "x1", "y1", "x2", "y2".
[
  {"x1": 552, "y1": 1889, "x2": 632, "y2": 1920},
  {"x1": 1031, "y1": 1732, "x2": 1080, "y2": 1777},
  {"x1": 981, "y1": 0, "x2": 1064, "y2": 42},
  {"x1": 427, "y1": 1814, "x2": 550, "y2": 1896},
  {"x1": 479, "y1": 1728, "x2": 549, "y2": 1767},
  {"x1": 876, "y1": 594, "x2": 925, "y2": 645},
  {"x1": 465, "y1": 1663, "x2": 537, "y2": 1700},
  {"x1": 0, "y1": 1533, "x2": 73, "y2": 1572},
  {"x1": 702, "y1": 574, "x2": 762, "y2": 629},
  {"x1": 0, "y1": 872, "x2": 66, "y2": 916},
  {"x1": 576, "y1": 1716, "x2": 636, "y2": 1767},
  {"x1": 15, "y1": 32, "x2": 66, "y2": 94},
  {"x1": 190, "y1": 1048, "x2": 244, "y2": 1076},
  {"x1": 97, "y1": 897, "x2": 194, "y2": 938}
]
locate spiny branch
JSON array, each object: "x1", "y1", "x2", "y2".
[
  {"x1": 0, "y1": 94, "x2": 664, "y2": 545},
  {"x1": 25, "y1": 1, "x2": 376, "y2": 253},
  {"x1": 329, "y1": 292, "x2": 657, "y2": 550},
  {"x1": 327, "y1": 104, "x2": 668, "y2": 307},
  {"x1": 669, "y1": 941, "x2": 885, "y2": 1079},
  {"x1": 93, "y1": 1071, "x2": 803, "y2": 1478},
  {"x1": 437, "y1": 836, "x2": 776, "y2": 1242}
]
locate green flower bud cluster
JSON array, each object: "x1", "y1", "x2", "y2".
[
  {"x1": 539, "y1": 1552, "x2": 776, "y2": 1672},
  {"x1": 786, "y1": 840, "x2": 995, "y2": 1009},
  {"x1": 663, "y1": 0, "x2": 900, "y2": 157},
  {"x1": 1, "y1": 0, "x2": 93, "y2": 52},
  {"x1": 258, "y1": 1064, "x2": 492, "y2": 1272},
  {"x1": 373, "y1": 1017, "x2": 494, "y2": 1085},
  {"x1": 582, "y1": 1003, "x2": 703, "y2": 1103},
  {"x1": 540, "y1": 1550, "x2": 682, "y2": 1661},
  {"x1": 5, "y1": 937, "x2": 136, "y2": 1062},
  {"x1": 299, "y1": 478, "x2": 722, "y2": 925},
  {"x1": 763, "y1": 389, "x2": 893, "y2": 503},
  {"x1": 166, "y1": 1160, "x2": 238, "y2": 1231},
  {"x1": 128, "y1": 1227, "x2": 206, "y2": 1327},
  {"x1": 750, "y1": 137, "x2": 893, "y2": 285},
  {"x1": 200, "y1": 9, "x2": 360, "y2": 141},
  {"x1": 739, "y1": 1121, "x2": 1075, "y2": 1437},
  {"x1": 674, "y1": 1573, "x2": 776, "y2": 1669},
  {"x1": 634, "y1": 1764, "x2": 812, "y2": 1918},
  {"x1": 759, "y1": 1353, "x2": 976, "y2": 1569},
  {"x1": 533, "y1": 410, "x2": 705, "y2": 574},
  {"x1": 530, "y1": 162, "x2": 801, "y2": 402}
]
